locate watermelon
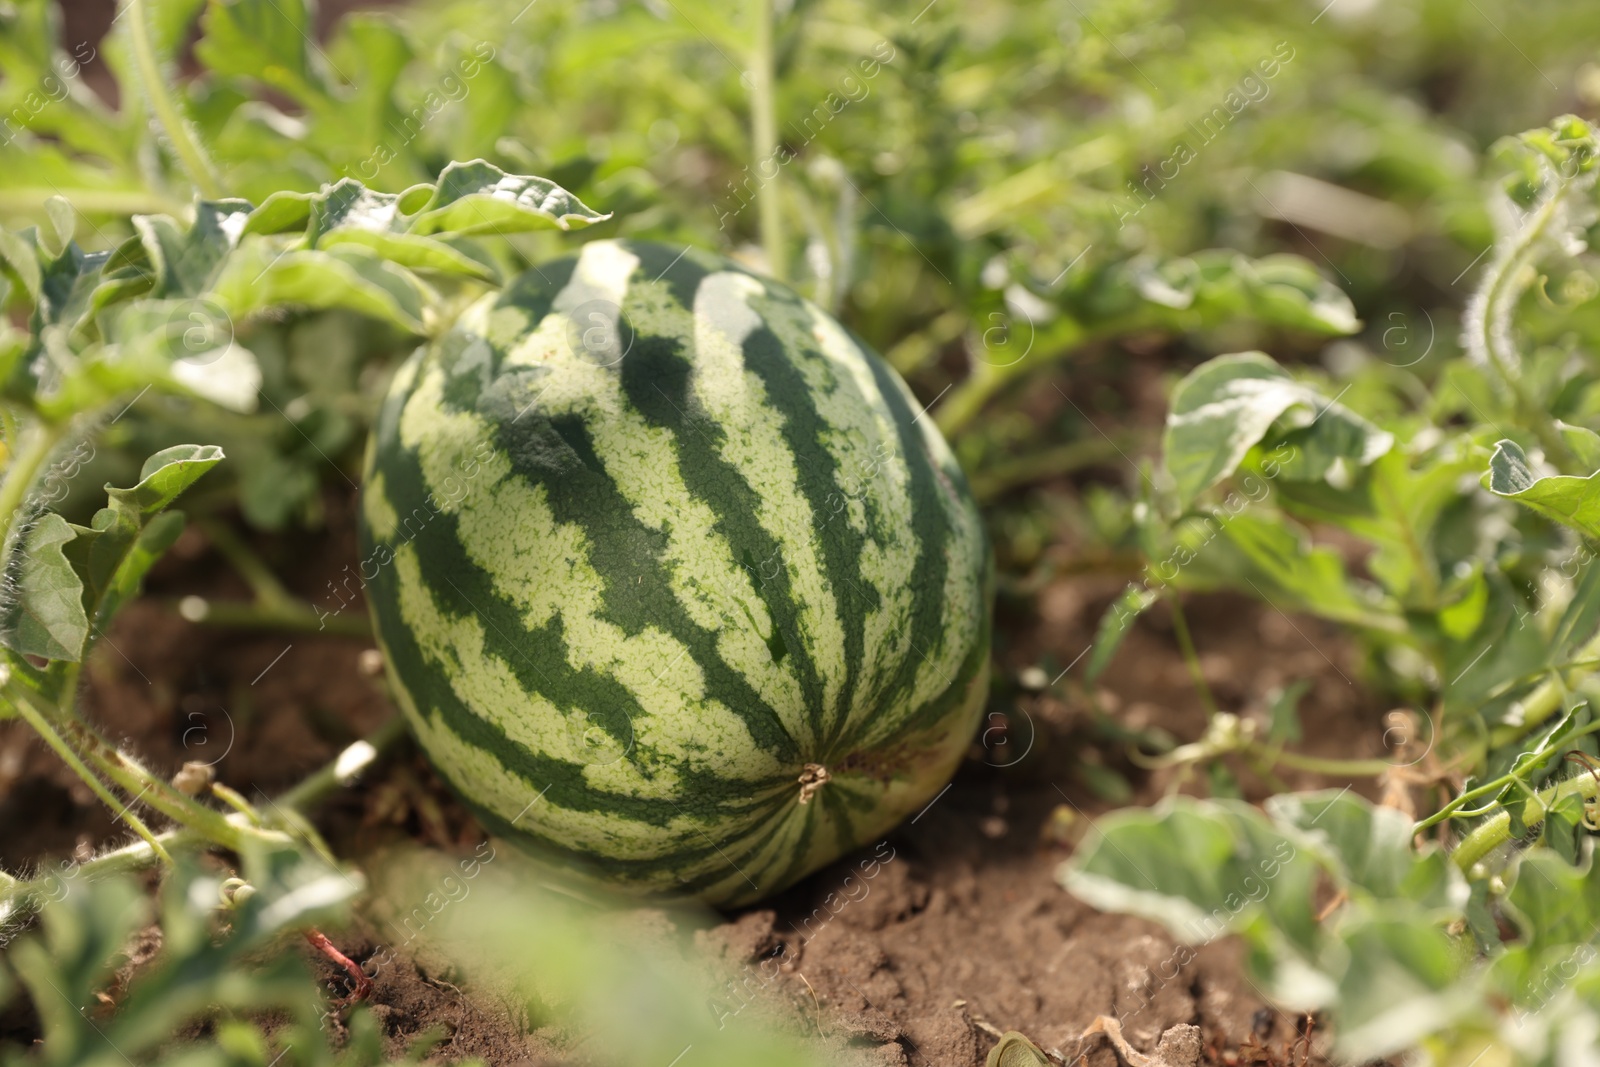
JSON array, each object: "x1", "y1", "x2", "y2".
[{"x1": 359, "y1": 239, "x2": 992, "y2": 906}]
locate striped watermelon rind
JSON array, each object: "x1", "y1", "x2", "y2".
[{"x1": 360, "y1": 239, "x2": 992, "y2": 906}]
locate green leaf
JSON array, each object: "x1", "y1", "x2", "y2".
[
  {"x1": 311, "y1": 178, "x2": 404, "y2": 235},
  {"x1": 241, "y1": 188, "x2": 318, "y2": 236},
  {"x1": 299, "y1": 179, "x2": 499, "y2": 279},
  {"x1": 196, "y1": 0, "x2": 322, "y2": 103},
  {"x1": 1084, "y1": 583, "x2": 1157, "y2": 684},
  {"x1": 36, "y1": 242, "x2": 111, "y2": 332},
  {"x1": 62, "y1": 509, "x2": 187, "y2": 647},
  {"x1": 1163, "y1": 352, "x2": 1390, "y2": 510},
  {"x1": 1058, "y1": 796, "x2": 1320, "y2": 951},
  {"x1": 43, "y1": 195, "x2": 75, "y2": 255},
  {"x1": 1437, "y1": 565, "x2": 1489, "y2": 641},
  {"x1": 106, "y1": 444, "x2": 225, "y2": 520},
  {"x1": 9, "y1": 876, "x2": 148, "y2": 1060},
  {"x1": 1502, "y1": 850, "x2": 1600, "y2": 958},
  {"x1": 212, "y1": 242, "x2": 427, "y2": 333},
  {"x1": 6, "y1": 446, "x2": 220, "y2": 675},
  {"x1": 1330, "y1": 912, "x2": 1477, "y2": 1063},
  {"x1": 1266, "y1": 791, "x2": 1464, "y2": 910},
  {"x1": 405, "y1": 160, "x2": 610, "y2": 235},
  {"x1": 0, "y1": 226, "x2": 43, "y2": 304},
  {"x1": 1186, "y1": 511, "x2": 1394, "y2": 630},
  {"x1": 95, "y1": 300, "x2": 262, "y2": 414},
  {"x1": 1559, "y1": 422, "x2": 1600, "y2": 470},
  {"x1": 1126, "y1": 252, "x2": 1360, "y2": 336},
  {"x1": 0, "y1": 512, "x2": 88, "y2": 661},
  {"x1": 130, "y1": 200, "x2": 253, "y2": 297},
  {"x1": 145, "y1": 0, "x2": 210, "y2": 55},
  {"x1": 1487, "y1": 439, "x2": 1600, "y2": 540}
]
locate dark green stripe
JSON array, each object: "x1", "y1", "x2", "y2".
[
  {"x1": 459, "y1": 778, "x2": 799, "y2": 898},
  {"x1": 612, "y1": 266, "x2": 833, "y2": 751},
  {"x1": 831, "y1": 346, "x2": 957, "y2": 750},
  {"x1": 739, "y1": 284, "x2": 877, "y2": 757},
  {"x1": 365, "y1": 426, "x2": 794, "y2": 827}
]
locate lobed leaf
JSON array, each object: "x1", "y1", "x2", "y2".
[
  {"x1": 1163, "y1": 352, "x2": 1392, "y2": 511},
  {"x1": 0, "y1": 512, "x2": 89, "y2": 661},
  {"x1": 406, "y1": 160, "x2": 612, "y2": 235},
  {"x1": 1487, "y1": 439, "x2": 1600, "y2": 541},
  {"x1": 106, "y1": 444, "x2": 226, "y2": 519}
]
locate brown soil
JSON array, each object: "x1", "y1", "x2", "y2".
[{"x1": 0, "y1": 482, "x2": 1389, "y2": 1067}]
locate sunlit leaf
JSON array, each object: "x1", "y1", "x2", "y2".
[
  {"x1": 1487, "y1": 439, "x2": 1600, "y2": 541},
  {"x1": 106, "y1": 444, "x2": 225, "y2": 519},
  {"x1": 405, "y1": 160, "x2": 610, "y2": 235},
  {"x1": 212, "y1": 242, "x2": 427, "y2": 333},
  {"x1": 1163, "y1": 352, "x2": 1391, "y2": 510},
  {"x1": 0, "y1": 512, "x2": 88, "y2": 661}
]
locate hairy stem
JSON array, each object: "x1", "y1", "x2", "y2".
[
  {"x1": 124, "y1": 0, "x2": 225, "y2": 200},
  {"x1": 1486, "y1": 625, "x2": 1600, "y2": 749},
  {"x1": 1452, "y1": 770, "x2": 1600, "y2": 872},
  {"x1": 0, "y1": 721, "x2": 403, "y2": 918},
  {"x1": 0, "y1": 418, "x2": 67, "y2": 560},
  {"x1": 1463, "y1": 175, "x2": 1583, "y2": 471},
  {"x1": 5, "y1": 680, "x2": 173, "y2": 864},
  {"x1": 64, "y1": 717, "x2": 253, "y2": 851}
]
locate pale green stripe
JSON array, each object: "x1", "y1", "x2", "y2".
[
  {"x1": 394, "y1": 362, "x2": 786, "y2": 799},
  {"x1": 794, "y1": 302, "x2": 927, "y2": 736},
  {"x1": 496, "y1": 244, "x2": 811, "y2": 735},
  {"x1": 690, "y1": 270, "x2": 847, "y2": 739}
]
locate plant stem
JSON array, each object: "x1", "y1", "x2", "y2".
[
  {"x1": 124, "y1": 0, "x2": 225, "y2": 200},
  {"x1": 1255, "y1": 748, "x2": 1397, "y2": 777},
  {"x1": 1418, "y1": 717, "x2": 1600, "y2": 834},
  {"x1": 279, "y1": 715, "x2": 408, "y2": 812},
  {"x1": 0, "y1": 718, "x2": 406, "y2": 918},
  {"x1": 197, "y1": 519, "x2": 300, "y2": 613},
  {"x1": 969, "y1": 435, "x2": 1133, "y2": 503},
  {"x1": 1165, "y1": 593, "x2": 1220, "y2": 719},
  {"x1": 6, "y1": 683, "x2": 174, "y2": 864},
  {"x1": 1486, "y1": 626, "x2": 1600, "y2": 749},
  {"x1": 0, "y1": 418, "x2": 67, "y2": 555},
  {"x1": 63, "y1": 717, "x2": 252, "y2": 852},
  {"x1": 749, "y1": 0, "x2": 784, "y2": 280},
  {"x1": 174, "y1": 596, "x2": 374, "y2": 638},
  {"x1": 1464, "y1": 175, "x2": 1582, "y2": 472},
  {"x1": 1451, "y1": 769, "x2": 1600, "y2": 872},
  {"x1": 936, "y1": 317, "x2": 1092, "y2": 438},
  {"x1": 936, "y1": 363, "x2": 1016, "y2": 438}
]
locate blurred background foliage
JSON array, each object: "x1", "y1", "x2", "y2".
[{"x1": 4, "y1": 0, "x2": 1600, "y2": 533}]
